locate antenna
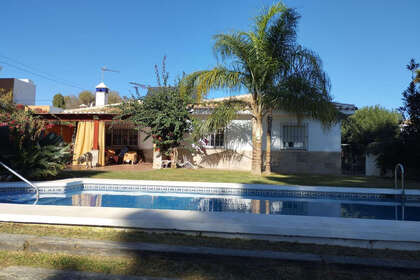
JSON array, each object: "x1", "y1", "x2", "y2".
[
  {"x1": 101, "y1": 66, "x2": 120, "y2": 82},
  {"x1": 129, "y1": 81, "x2": 149, "y2": 96}
]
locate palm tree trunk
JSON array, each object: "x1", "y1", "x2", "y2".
[
  {"x1": 251, "y1": 115, "x2": 263, "y2": 175},
  {"x1": 171, "y1": 148, "x2": 178, "y2": 169},
  {"x1": 264, "y1": 111, "x2": 272, "y2": 174}
]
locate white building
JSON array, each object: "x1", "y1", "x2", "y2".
[
  {"x1": 39, "y1": 92, "x2": 356, "y2": 175},
  {"x1": 170, "y1": 94, "x2": 357, "y2": 174},
  {"x1": 0, "y1": 78, "x2": 36, "y2": 105}
]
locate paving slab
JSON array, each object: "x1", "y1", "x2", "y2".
[{"x1": 0, "y1": 266, "x2": 175, "y2": 280}]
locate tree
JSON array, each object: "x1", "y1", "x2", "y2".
[
  {"x1": 78, "y1": 90, "x2": 95, "y2": 106},
  {"x1": 52, "y1": 93, "x2": 66, "y2": 108},
  {"x1": 182, "y1": 3, "x2": 336, "y2": 175},
  {"x1": 342, "y1": 105, "x2": 401, "y2": 154},
  {"x1": 399, "y1": 59, "x2": 420, "y2": 176},
  {"x1": 119, "y1": 57, "x2": 193, "y2": 168},
  {"x1": 63, "y1": 95, "x2": 81, "y2": 109},
  {"x1": 108, "y1": 91, "x2": 123, "y2": 104}
]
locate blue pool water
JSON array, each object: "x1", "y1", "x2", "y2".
[{"x1": 1, "y1": 190, "x2": 419, "y2": 221}]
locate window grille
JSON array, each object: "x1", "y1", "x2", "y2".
[
  {"x1": 107, "y1": 128, "x2": 138, "y2": 146},
  {"x1": 282, "y1": 124, "x2": 308, "y2": 150},
  {"x1": 206, "y1": 129, "x2": 225, "y2": 148}
]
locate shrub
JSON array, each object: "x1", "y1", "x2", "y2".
[{"x1": 0, "y1": 103, "x2": 71, "y2": 180}]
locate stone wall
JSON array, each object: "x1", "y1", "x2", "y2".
[{"x1": 269, "y1": 150, "x2": 341, "y2": 175}]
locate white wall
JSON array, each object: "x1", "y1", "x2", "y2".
[
  {"x1": 225, "y1": 118, "x2": 253, "y2": 151},
  {"x1": 263, "y1": 113, "x2": 341, "y2": 152},
  {"x1": 366, "y1": 153, "x2": 381, "y2": 176},
  {"x1": 307, "y1": 121, "x2": 341, "y2": 152},
  {"x1": 194, "y1": 111, "x2": 342, "y2": 153},
  {"x1": 138, "y1": 130, "x2": 153, "y2": 150},
  {"x1": 13, "y1": 79, "x2": 36, "y2": 105}
]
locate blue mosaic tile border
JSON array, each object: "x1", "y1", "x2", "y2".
[
  {"x1": 82, "y1": 183, "x2": 420, "y2": 202},
  {"x1": 1, "y1": 183, "x2": 419, "y2": 202},
  {"x1": 0, "y1": 185, "x2": 82, "y2": 194}
]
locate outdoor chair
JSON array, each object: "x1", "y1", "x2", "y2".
[{"x1": 176, "y1": 155, "x2": 197, "y2": 169}]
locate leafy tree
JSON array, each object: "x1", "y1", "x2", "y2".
[
  {"x1": 0, "y1": 103, "x2": 71, "y2": 179},
  {"x1": 64, "y1": 95, "x2": 81, "y2": 109},
  {"x1": 108, "y1": 91, "x2": 123, "y2": 104},
  {"x1": 342, "y1": 106, "x2": 401, "y2": 152},
  {"x1": 52, "y1": 93, "x2": 66, "y2": 108},
  {"x1": 119, "y1": 57, "x2": 193, "y2": 167},
  {"x1": 78, "y1": 90, "x2": 95, "y2": 106},
  {"x1": 342, "y1": 105, "x2": 402, "y2": 173},
  {"x1": 182, "y1": 3, "x2": 336, "y2": 175}
]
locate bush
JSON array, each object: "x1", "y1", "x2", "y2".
[
  {"x1": 342, "y1": 105, "x2": 402, "y2": 174},
  {"x1": 0, "y1": 103, "x2": 71, "y2": 180}
]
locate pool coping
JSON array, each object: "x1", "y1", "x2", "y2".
[{"x1": 0, "y1": 203, "x2": 420, "y2": 250}]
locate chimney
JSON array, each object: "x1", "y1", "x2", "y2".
[{"x1": 95, "y1": 82, "x2": 109, "y2": 106}]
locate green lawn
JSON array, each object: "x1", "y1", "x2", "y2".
[
  {"x1": 60, "y1": 168, "x2": 420, "y2": 189},
  {"x1": 1, "y1": 223, "x2": 420, "y2": 280},
  {"x1": 2, "y1": 250, "x2": 419, "y2": 280},
  {"x1": 2, "y1": 223, "x2": 419, "y2": 261}
]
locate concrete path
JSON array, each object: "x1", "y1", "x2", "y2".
[{"x1": 0, "y1": 266, "x2": 175, "y2": 280}]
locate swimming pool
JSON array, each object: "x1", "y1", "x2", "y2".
[
  {"x1": 1, "y1": 187, "x2": 419, "y2": 221},
  {"x1": 1, "y1": 178, "x2": 420, "y2": 249}
]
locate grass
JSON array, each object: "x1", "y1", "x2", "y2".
[
  {"x1": 59, "y1": 168, "x2": 420, "y2": 189},
  {"x1": 2, "y1": 223, "x2": 420, "y2": 261},
  {"x1": 1, "y1": 250, "x2": 420, "y2": 280}
]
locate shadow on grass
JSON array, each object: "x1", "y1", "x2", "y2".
[
  {"x1": 40, "y1": 252, "x2": 320, "y2": 280},
  {"x1": 55, "y1": 170, "x2": 109, "y2": 180},
  {"x1": 37, "y1": 230, "x2": 420, "y2": 280}
]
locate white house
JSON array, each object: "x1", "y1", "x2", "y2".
[
  {"x1": 37, "y1": 89, "x2": 356, "y2": 175},
  {"x1": 168, "y1": 94, "x2": 357, "y2": 175}
]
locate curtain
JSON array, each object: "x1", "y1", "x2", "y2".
[
  {"x1": 72, "y1": 121, "x2": 107, "y2": 166},
  {"x1": 72, "y1": 121, "x2": 94, "y2": 165},
  {"x1": 98, "y1": 121, "x2": 105, "y2": 166}
]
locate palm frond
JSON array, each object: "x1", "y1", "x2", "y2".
[
  {"x1": 199, "y1": 99, "x2": 250, "y2": 135},
  {"x1": 213, "y1": 33, "x2": 253, "y2": 64},
  {"x1": 254, "y1": 2, "x2": 287, "y2": 41},
  {"x1": 181, "y1": 67, "x2": 243, "y2": 102}
]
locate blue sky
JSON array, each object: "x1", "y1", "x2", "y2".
[{"x1": 1, "y1": 0, "x2": 419, "y2": 109}]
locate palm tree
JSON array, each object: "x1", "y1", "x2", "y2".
[{"x1": 182, "y1": 3, "x2": 337, "y2": 175}]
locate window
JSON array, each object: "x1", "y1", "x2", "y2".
[
  {"x1": 282, "y1": 124, "x2": 307, "y2": 150},
  {"x1": 106, "y1": 128, "x2": 138, "y2": 146},
  {"x1": 206, "y1": 129, "x2": 225, "y2": 148}
]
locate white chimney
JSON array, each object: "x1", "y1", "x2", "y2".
[{"x1": 95, "y1": 82, "x2": 109, "y2": 106}]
